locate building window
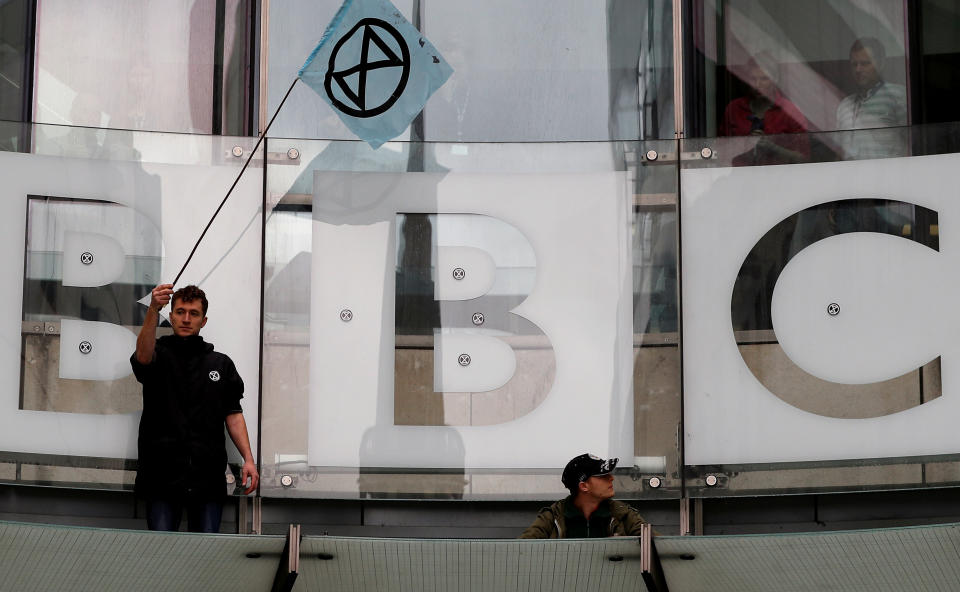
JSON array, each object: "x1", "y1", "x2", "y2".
[{"x1": 33, "y1": 0, "x2": 255, "y2": 136}]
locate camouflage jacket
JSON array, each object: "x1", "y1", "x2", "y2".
[{"x1": 519, "y1": 498, "x2": 645, "y2": 539}]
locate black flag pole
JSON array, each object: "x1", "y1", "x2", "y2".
[{"x1": 171, "y1": 76, "x2": 300, "y2": 287}]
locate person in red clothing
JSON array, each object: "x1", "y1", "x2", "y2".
[{"x1": 720, "y1": 53, "x2": 809, "y2": 165}]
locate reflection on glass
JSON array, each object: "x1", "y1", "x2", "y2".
[
  {"x1": 919, "y1": 0, "x2": 960, "y2": 129},
  {"x1": 0, "y1": 0, "x2": 28, "y2": 118},
  {"x1": 34, "y1": 0, "x2": 252, "y2": 134},
  {"x1": 635, "y1": 140, "x2": 679, "y2": 335},
  {"x1": 262, "y1": 141, "x2": 665, "y2": 500},
  {"x1": 732, "y1": 198, "x2": 935, "y2": 332},
  {"x1": 0, "y1": 0, "x2": 30, "y2": 150},
  {"x1": 0, "y1": 125, "x2": 261, "y2": 494},
  {"x1": 689, "y1": 0, "x2": 908, "y2": 153},
  {"x1": 21, "y1": 196, "x2": 161, "y2": 415},
  {"x1": 637, "y1": 0, "x2": 676, "y2": 139},
  {"x1": 394, "y1": 213, "x2": 552, "y2": 429},
  {"x1": 395, "y1": 214, "x2": 439, "y2": 336},
  {"x1": 680, "y1": 151, "x2": 960, "y2": 497},
  {"x1": 633, "y1": 209, "x2": 677, "y2": 334},
  {"x1": 835, "y1": 37, "x2": 908, "y2": 160},
  {"x1": 719, "y1": 52, "x2": 809, "y2": 165},
  {"x1": 420, "y1": 0, "x2": 674, "y2": 141},
  {"x1": 733, "y1": 198, "x2": 940, "y2": 419},
  {"x1": 24, "y1": 197, "x2": 161, "y2": 325},
  {"x1": 632, "y1": 140, "x2": 679, "y2": 493}
]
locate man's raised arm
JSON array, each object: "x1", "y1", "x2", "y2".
[{"x1": 135, "y1": 284, "x2": 173, "y2": 365}]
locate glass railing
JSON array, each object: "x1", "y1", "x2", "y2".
[
  {"x1": 6, "y1": 118, "x2": 960, "y2": 503},
  {"x1": 260, "y1": 138, "x2": 681, "y2": 500},
  {"x1": 0, "y1": 120, "x2": 263, "y2": 494},
  {"x1": 679, "y1": 123, "x2": 960, "y2": 497}
]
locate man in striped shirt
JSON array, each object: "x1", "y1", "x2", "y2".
[{"x1": 835, "y1": 37, "x2": 908, "y2": 160}]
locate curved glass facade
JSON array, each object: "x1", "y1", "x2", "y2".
[{"x1": 1, "y1": 0, "x2": 960, "y2": 508}]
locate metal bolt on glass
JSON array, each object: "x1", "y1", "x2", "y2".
[
  {"x1": 648, "y1": 476, "x2": 661, "y2": 489},
  {"x1": 452, "y1": 267, "x2": 465, "y2": 280},
  {"x1": 700, "y1": 147, "x2": 713, "y2": 159},
  {"x1": 340, "y1": 309, "x2": 353, "y2": 322},
  {"x1": 80, "y1": 251, "x2": 93, "y2": 265},
  {"x1": 645, "y1": 149, "x2": 658, "y2": 161},
  {"x1": 78, "y1": 341, "x2": 92, "y2": 354},
  {"x1": 827, "y1": 303, "x2": 840, "y2": 316},
  {"x1": 231, "y1": 146, "x2": 244, "y2": 157},
  {"x1": 472, "y1": 312, "x2": 485, "y2": 326},
  {"x1": 287, "y1": 148, "x2": 300, "y2": 160},
  {"x1": 458, "y1": 353, "x2": 471, "y2": 367},
  {"x1": 705, "y1": 474, "x2": 718, "y2": 487},
  {"x1": 280, "y1": 475, "x2": 293, "y2": 487}
]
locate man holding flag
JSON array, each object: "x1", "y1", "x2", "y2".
[
  {"x1": 132, "y1": 284, "x2": 258, "y2": 532},
  {"x1": 125, "y1": 0, "x2": 449, "y2": 532}
]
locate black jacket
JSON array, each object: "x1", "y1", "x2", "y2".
[{"x1": 130, "y1": 335, "x2": 243, "y2": 500}]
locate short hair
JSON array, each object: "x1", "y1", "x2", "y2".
[
  {"x1": 851, "y1": 37, "x2": 886, "y2": 65},
  {"x1": 172, "y1": 285, "x2": 208, "y2": 315},
  {"x1": 747, "y1": 51, "x2": 780, "y2": 85}
]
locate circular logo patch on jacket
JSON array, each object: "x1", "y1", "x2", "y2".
[{"x1": 209, "y1": 370, "x2": 220, "y2": 382}]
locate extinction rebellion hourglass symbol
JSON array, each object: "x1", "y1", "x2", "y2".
[{"x1": 324, "y1": 18, "x2": 411, "y2": 118}]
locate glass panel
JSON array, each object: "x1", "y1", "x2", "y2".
[
  {"x1": 634, "y1": 139, "x2": 680, "y2": 497},
  {"x1": 422, "y1": 0, "x2": 674, "y2": 141},
  {"x1": 267, "y1": 0, "x2": 675, "y2": 141},
  {"x1": 393, "y1": 212, "x2": 550, "y2": 430},
  {"x1": 680, "y1": 125, "x2": 960, "y2": 497},
  {"x1": 687, "y1": 0, "x2": 909, "y2": 147},
  {"x1": 917, "y1": 0, "x2": 960, "y2": 126},
  {"x1": 221, "y1": 0, "x2": 255, "y2": 136},
  {"x1": 0, "y1": 122, "x2": 262, "y2": 491},
  {"x1": 0, "y1": 0, "x2": 30, "y2": 150},
  {"x1": 34, "y1": 0, "x2": 251, "y2": 134},
  {"x1": 262, "y1": 139, "x2": 681, "y2": 499}
]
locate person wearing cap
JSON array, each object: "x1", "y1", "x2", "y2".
[{"x1": 519, "y1": 453, "x2": 645, "y2": 538}]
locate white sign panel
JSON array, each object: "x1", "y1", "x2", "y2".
[
  {"x1": 683, "y1": 154, "x2": 960, "y2": 465},
  {"x1": 0, "y1": 149, "x2": 261, "y2": 458},
  {"x1": 309, "y1": 171, "x2": 633, "y2": 469}
]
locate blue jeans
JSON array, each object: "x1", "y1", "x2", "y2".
[{"x1": 146, "y1": 498, "x2": 223, "y2": 533}]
